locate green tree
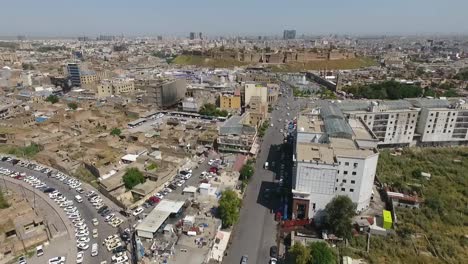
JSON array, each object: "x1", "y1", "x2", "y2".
[
  {"x1": 321, "y1": 89, "x2": 337, "y2": 99},
  {"x1": 110, "y1": 128, "x2": 122, "y2": 137},
  {"x1": 45, "y1": 95, "x2": 59, "y2": 104},
  {"x1": 122, "y1": 168, "x2": 145, "y2": 189},
  {"x1": 218, "y1": 189, "x2": 241, "y2": 228},
  {"x1": 309, "y1": 242, "x2": 336, "y2": 264},
  {"x1": 289, "y1": 243, "x2": 310, "y2": 264},
  {"x1": 324, "y1": 195, "x2": 356, "y2": 239},
  {"x1": 199, "y1": 103, "x2": 228, "y2": 117},
  {"x1": 239, "y1": 163, "x2": 254, "y2": 181},
  {"x1": 443, "y1": 89, "x2": 459, "y2": 97},
  {"x1": 67, "y1": 102, "x2": 78, "y2": 110}
]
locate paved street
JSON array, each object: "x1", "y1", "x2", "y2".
[
  {"x1": 0, "y1": 161, "x2": 127, "y2": 264},
  {"x1": 223, "y1": 85, "x2": 306, "y2": 264}
]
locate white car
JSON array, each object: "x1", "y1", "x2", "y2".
[
  {"x1": 77, "y1": 237, "x2": 90, "y2": 243},
  {"x1": 75, "y1": 231, "x2": 89, "y2": 237},
  {"x1": 133, "y1": 207, "x2": 144, "y2": 216},
  {"x1": 110, "y1": 218, "x2": 123, "y2": 227},
  {"x1": 105, "y1": 214, "x2": 115, "y2": 222},
  {"x1": 92, "y1": 229, "x2": 98, "y2": 238},
  {"x1": 48, "y1": 256, "x2": 66, "y2": 264},
  {"x1": 76, "y1": 251, "x2": 84, "y2": 264},
  {"x1": 77, "y1": 242, "x2": 89, "y2": 250},
  {"x1": 107, "y1": 241, "x2": 122, "y2": 252},
  {"x1": 92, "y1": 218, "x2": 99, "y2": 226}
]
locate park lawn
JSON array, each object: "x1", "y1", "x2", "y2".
[{"x1": 346, "y1": 147, "x2": 468, "y2": 264}]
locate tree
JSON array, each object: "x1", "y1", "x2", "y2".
[
  {"x1": 67, "y1": 102, "x2": 78, "y2": 110},
  {"x1": 308, "y1": 242, "x2": 336, "y2": 264},
  {"x1": 239, "y1": 163, "x2": 254, "y2": 181},
  {"x1": 122, "y1": 168, "x2": 145, "y2": 189},
  {"x1": 218, "y1": 189, "x2": 241, "y2": 228},
  {"x1": 45, "y1": 95, "x2": 59, "y2": 104},
  {"x1": 110, "y1": 128, "x2": 122, "y2": 137},
  {"x1": 289, "y1": 243, "x2": 310, "y2": 264},
  {"x1": 321, "y1": 89, "x2": 337, "y2": 99},
  {"x1": 324, "y1": 195, "x2": 356, "y2": 239},
  {"x1": 199, "y1": 103, "x2": 229, "y2": 117}
]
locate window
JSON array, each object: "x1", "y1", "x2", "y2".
[
  {"x1": 350, "y1": 189, "x2": 354, "y2": 192},
  {"x1": 353, "y1": 163, "x2": 358, "y2": 168},
  {"x1": 345, "y1": 162, "x2": 349, "y2": 166},
  {"x1": 336, "y1": 179, "x2": 339, "y2": 182},
  {"x1": 352, "y1": 171, "x2": 357, "y2": 176},
  {"x1": 351, "y1": 180, "x2": 355, "y2": 184},
  {"x1": 342, "y1": 179, "x2": 347, "y2": 183},
  {"x1": 341, "y1": 188, "x2": 345, "y2": 191},
  {"x1": 344, "y1": 171, "x2": 348, "y2": 175}
]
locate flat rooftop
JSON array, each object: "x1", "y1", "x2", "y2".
[
  {"x1": 135, "y1": 200, "x2": 185, "y2": 234},
  {"x1": 296, "y1": 142, "x2": 335, "y2": 163},
  {"x1": 297, "y1": 115, "x2": 324, "y2": 133},
  {"x1": 348, "y1": 118, "x2": 375, "y2": 141},
  {"x1": 296, "y1": 137, "x2": 376, "y2": 163}
]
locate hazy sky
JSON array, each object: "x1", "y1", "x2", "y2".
[{"x1": 2, "y1": 0, "x2": 467, "y2": 37}]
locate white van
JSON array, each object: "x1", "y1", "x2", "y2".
[
  {"x1": 74, "y1": 195, "x2": 83, "y2": 203},
  {"x1": 91, "y1": 243, "x2": 98, "y2": 257},
  {"x1": 264, "y1": 162, "x2": 269, "y2": 169}
]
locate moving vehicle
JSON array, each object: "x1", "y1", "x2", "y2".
[
  {"x1": 264, "y1": 162, "x2": 269, "y2": 169},
  {"x1": 240, "y1": 255, "x2": 248, "y2": 264}
]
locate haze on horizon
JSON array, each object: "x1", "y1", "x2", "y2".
[{"x1": 1, "y1": 0, "x2": 467, "y2": 37}]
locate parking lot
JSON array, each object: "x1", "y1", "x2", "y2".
[{"x1": 0, "y1": 157, "x2": 130, "y2": 264}]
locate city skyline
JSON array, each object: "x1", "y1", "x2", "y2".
[{"x1": 1, "y1": 0, "x2": 467, "y2": 37}]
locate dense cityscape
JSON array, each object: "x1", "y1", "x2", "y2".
[{"x1": 0, "y1": 3, "x2": 468, "y2": 264}]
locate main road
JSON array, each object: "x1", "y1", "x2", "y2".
[{"x1": 223, "y1": 85, "x2": 307, "y2": 264}]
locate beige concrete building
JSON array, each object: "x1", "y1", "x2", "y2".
[
  {"x1": 220, "y1": 90, "x2": 241, "y2": 112},
  {"x1": 244, "y1": 83, "x2": 267, "y2": 105},
  {"x1": 97, "y1": 78, "x2": 135, "y2": 98}
]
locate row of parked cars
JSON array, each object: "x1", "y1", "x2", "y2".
[
  {"x1": 103, "y1": 234, "x2": 129, "y2": 263},
  {"x1": 0, "y1": 155, "x2": 121, "y2": 264}
]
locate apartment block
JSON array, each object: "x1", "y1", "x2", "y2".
[
  {"x1": 408, "y1": 98, "x2": 468, "y2": 144},
  {"x1": 336, "y1": 100, "x2": 419, "y2": 146},
  {"x1": 244, "y1": 83, "x2": 267, "y2": 105},
  {"x1": 292, "y1": 102, "x2": 379, "y2": 220},
  {"x1": 335, "y1": 98, "x2": 468, "y2": 146},
  {"x1": 96, "y1": 78, "x2": 135, "y2": 98},
  {"x1": 220, "y1": 92, "x2": 241, "y2": 111},
  {"x1": 138, "y1": 78, "x2": 187, "y2": 108}
]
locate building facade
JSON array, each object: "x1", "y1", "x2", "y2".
[
  {"x1": 66, "y1": 63, "x2": 81, "y2": 87},
  {"x1": 220, "y1": 93, "x2": 241, "y2": 111},
  {"x1": 96, "y1": 78, "x2": 135, "y2": 98},
  {"x1": 138, "y1": 79, "x2": 187, "y2": 108},
  {"x1": 292, "y1": 103, "x2": 379, "y2": 220},
  {"x1": 244, "y1": 83, "x2": 267, "y2": 105}
]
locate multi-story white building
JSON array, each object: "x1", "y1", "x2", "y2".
[
  {"x1": 408, "y1": 98, "x2": 468, "y2": 144},
  {"x1": 336, "y1": 100, "x2": 419, "y2": 146},
  {"x1": 292, "y1": 103, "x2": 379, "y2": 220}
]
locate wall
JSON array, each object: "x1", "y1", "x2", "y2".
[{"x1": 244, "y1": 84, "x2": 267, "y2": 105}]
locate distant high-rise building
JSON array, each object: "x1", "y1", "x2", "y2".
[
  {"x1": 78, "y1": 36, "x2": 90, "y2": 41},
  {"x1": 67, "y1": 63, "x2": 81, "y2": 87},
  {"x1": 198, "y1": 32, "x2": 203, "y2": 40},
  {"x1": 283, "y1": 29, "x2": 296, "y2": 40},
  {"x1": 17, "y1": 35, "x2": 27, "y2": 41},
  {"x1": 157, "y1": 36, "x2": 163, "y2": 41},
  {"x1": 189, "y1": 32, "x2": 196, "y2": 40},
  {"x1": 97, "y1": 35, "x2": 116, "y2": 41}
]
